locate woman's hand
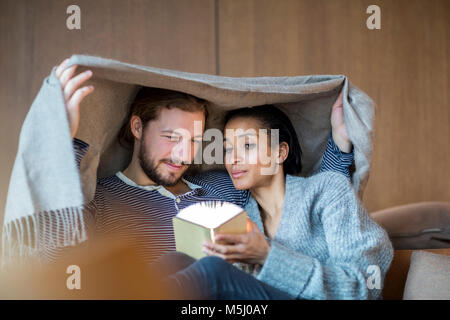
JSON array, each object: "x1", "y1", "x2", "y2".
[
  {"x1": 55, "y1": 58, "x2": 95, "y2": 138},
  {"x1": 202, "y1": 219, "x2": 271, "y2": 265},
  {"x1": 330, "y1": 91, "x2": 352, "y2": 153}
]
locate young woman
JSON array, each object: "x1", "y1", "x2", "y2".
[{"x1": 154, "y1": 104, "x2": 393, "y2": 300}]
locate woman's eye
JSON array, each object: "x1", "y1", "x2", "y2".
[
  {"x1": 224, "y1": 146, "x2": 233, "y2": 153},
  {"x1": 245, "y1": 143, "x2": 255, "y2": 150}
]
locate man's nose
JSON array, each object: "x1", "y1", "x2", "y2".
[{"x1": 171, "y1": 141, "x2": 192, "y2": 164}]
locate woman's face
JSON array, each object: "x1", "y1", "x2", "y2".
[{"x1": 224, "y1": 117, "x2": 283, "y2": 190}]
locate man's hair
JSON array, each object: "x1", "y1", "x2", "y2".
[{"x1": 118, "y1": 87, "x2": 208, "y2": 149}]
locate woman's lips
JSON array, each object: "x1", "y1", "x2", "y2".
[{"x1": 231, "y1": 170, "x2": 247, "y2": 179}]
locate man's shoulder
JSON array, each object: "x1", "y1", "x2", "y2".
[
  {"x1": 186, "y1": 169, "x2": 233, "y2": 186},
  {"x1": 94, "y1": 174, "x2": 129, "y2": 196},
  {"x1": 97, "y1": 174, "x2": 121, "y2": 186},
  {"x1": 186, "y1": 170, "x2": 249, "y2": 206},
  {"x1": 91, "y1": 173, "x2": 139, "y2": 207}
]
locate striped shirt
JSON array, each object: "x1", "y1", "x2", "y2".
[
  {"x1": 319, "y1": 134, "x2": 354, "y2": 177},
  {"x1": 43, "y1": 134, "x2": 353, "y2": 263}
]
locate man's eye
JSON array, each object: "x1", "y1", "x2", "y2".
[
  {"x1": 245, "y1": 143, "x2": 255, "y2": 149},
  {"x1": 224, "y1": 147, "x2": 233, "y2": 153}
]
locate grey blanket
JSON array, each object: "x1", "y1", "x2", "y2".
[{"x1": 1, "y1": 54, "x2": 375, "y2": 264}]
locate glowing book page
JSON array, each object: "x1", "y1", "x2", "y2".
[
  {"x1": 173, "y1": 201, "x2": 247, "y2": 259},
  {"x1": 176, "y1": 201, "x2": 244, "y2": 229}
]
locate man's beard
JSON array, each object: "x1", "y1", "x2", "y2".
[{"x1": 138, "y1": 140, "x2": 186, "y2": 187}]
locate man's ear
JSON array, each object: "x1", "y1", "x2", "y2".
[
  {"x1": 130, "y1": 115, "x2": 143, "y2": 140},
  {"x1": 277, "y1": 142, "x2": 289, "y2": 165}
]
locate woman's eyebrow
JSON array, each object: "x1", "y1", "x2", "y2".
[{"x1": 224, "y1": 132, "x2": 258, "y2": 141}]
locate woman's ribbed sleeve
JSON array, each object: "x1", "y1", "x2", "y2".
[{"x1": 257, "y1": 173, "x2": 394, "y2": 299}]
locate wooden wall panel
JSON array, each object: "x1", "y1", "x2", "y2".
[
  {"x1": 218, "y1": 0, "x2": 450, "y2": 212},
  {"x1": 0, "y1": 0, "x2": 216, "y2": 227}
]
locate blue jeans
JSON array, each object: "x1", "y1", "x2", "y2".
[{"x1": 152, "y1": 252, "x2": 293, "y2": 300}]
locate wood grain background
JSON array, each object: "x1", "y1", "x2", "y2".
[{"x1": 1, "y1": 0, "x2": 449, "y2": 231}]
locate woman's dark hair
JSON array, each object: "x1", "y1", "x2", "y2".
[{"x1": 224, "y1": 105, "x2": 302, "y2": 175}]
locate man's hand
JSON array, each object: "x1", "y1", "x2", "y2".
[
  {"x1": 55, "y1": 58, "x2": 95, "y2": 138},
  {"x1": 330, "y1": 91, "x2": 352, "y2": 153},
  {"x1": 202, "y1": 219, "x2": 271, "y2": 265}
]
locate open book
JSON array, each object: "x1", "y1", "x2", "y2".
[{"x1": 172, "y1": 201, "x2": 249, "y2": 259}]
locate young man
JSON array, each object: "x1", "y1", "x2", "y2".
[{"x1": 41, "y1": 58, "x2": 353, "y2": 263}]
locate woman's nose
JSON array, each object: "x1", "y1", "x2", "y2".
[{"x1": 227, "y1": 149, "x2": 243, "y2": 165}]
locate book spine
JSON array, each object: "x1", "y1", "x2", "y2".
[{"x1": 210, "y1": 229, "x2": 215, "y2": 244}]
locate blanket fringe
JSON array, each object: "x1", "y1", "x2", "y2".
[{"x1": 1, "y1": 206, "x2": 87, "y2": 269}]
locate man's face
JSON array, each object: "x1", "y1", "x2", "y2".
[{"x1": 138, "y1": 107, "x2": 205, "y2": 186}]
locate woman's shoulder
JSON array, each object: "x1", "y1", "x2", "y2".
[
  {"x1": 310, "y1": 170, "x2": 351, "y2": 186},
  {"x1": 288, "y1": 171, "x2": 351, "y2": 188},
  {"x1": 287, "y1": 171, "x2": 355, "y2": 199}
]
